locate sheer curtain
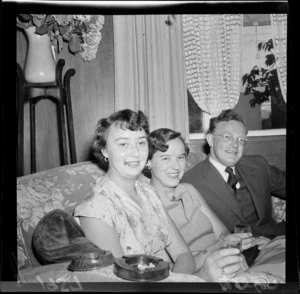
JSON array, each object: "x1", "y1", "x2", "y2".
[
  {"x1": 113, "y1": 15, "x2": 189, "y2": 139},
  {"x1": 182, "y1": 15, "x2": 243, "y2": 123},
  {"x1": 270, "y1": 14, "x2": 287, "y2": 102}
]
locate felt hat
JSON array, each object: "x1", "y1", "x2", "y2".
[{"x1": 32, "y1": 209, "x2": 114, "y2": 267}]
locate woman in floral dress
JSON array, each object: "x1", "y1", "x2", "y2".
[{"x1": 74, "y1": 109, "x2": 196, "y2": 274}]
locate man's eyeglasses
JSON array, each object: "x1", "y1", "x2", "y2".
[{"x1": 213, "y1": 134, "x2": 248, "y2": 146}]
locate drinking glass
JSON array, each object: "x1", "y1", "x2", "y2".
[
  {"x1": 234, "y1": 224, "x2": 252, "y2": 233},
  {"x1": 219, "y1": 235, "x2": 242, "y2": 250}
]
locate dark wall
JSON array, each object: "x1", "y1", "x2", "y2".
[{"x1": 17, "y1": 16, "x2": 115, "y2": 175}]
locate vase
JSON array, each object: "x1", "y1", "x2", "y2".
[{"x1": 24, "y1": 27, "x2": 56, "y2": 83}]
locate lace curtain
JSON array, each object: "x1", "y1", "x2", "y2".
[
  {"x1": 182, "y1": 14, "x2": 243, "y2": 118},
  {"x1": 270, "y1": 14, "x2": 287, "y2": 102}
]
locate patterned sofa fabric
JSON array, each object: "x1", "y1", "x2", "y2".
[
  {"x1": 17, "y1": 161, "x2": 105, "y2": 270},
  {"x1": 17, "y1": 155, "x2": 286, "y2": 270},
  {"x1": 271, "y1": 197, "x2": 286, "y2": 223}
]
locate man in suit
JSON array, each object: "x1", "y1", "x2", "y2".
[{"x1": 182, "y1": 109, "x2": 286, "y2": 239}]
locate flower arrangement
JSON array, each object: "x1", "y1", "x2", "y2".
[{"x1": 17, "y1": 14, "x2": 105, "y2": 62}]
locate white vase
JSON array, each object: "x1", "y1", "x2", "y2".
[{"x1": 24, "y1": 27, "x2": 56, "y2": 83}]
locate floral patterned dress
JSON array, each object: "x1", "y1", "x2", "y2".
[{"x1": 74, "y1": 175, "x2": 173, "y2": 262}]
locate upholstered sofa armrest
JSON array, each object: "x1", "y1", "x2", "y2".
[{"x1": 17, "y1": 161, "x2": 105, "y2": 270}]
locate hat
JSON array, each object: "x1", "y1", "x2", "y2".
[{"x1": 32, "y1": 209, "x2": 114, "y2": 267}]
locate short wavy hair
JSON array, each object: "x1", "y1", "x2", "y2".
[
  {"x1": 148, "y1": 128, "x2": 189, "y2": 160},
  {"x1": 143, "y1": 128, "x2": 189, "y2": 178},
  {"x1": 208, "y1": 109, "x2": 247, "y2": 134},
  {"x1": 92, "y1": 109, "x2": 149, "y2": 171}
]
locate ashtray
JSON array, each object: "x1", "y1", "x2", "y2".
[
  {"x1": 113, "y1": 254, "x2": 170, "y2": 282},
  {"x1": 67, "y1": 251, "x2": 115, "y2": 271}
]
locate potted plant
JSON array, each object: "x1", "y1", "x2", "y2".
[
  {"x1": 17, "y1": 14, "x2": 105, "y2": 82},
  {"x1": 242, "y1": 39, "x2": 286, "y2": 128}
]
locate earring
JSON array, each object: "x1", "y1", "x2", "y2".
[
  {"x1": 104, "y1": 157, "x2": 108, "y2": 163},
  {"x1": 145, "y1": 162, "x2": 151, "y2": 170}
]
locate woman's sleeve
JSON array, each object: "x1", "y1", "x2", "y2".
[{"x1": 73, "y1": 192, "x2": 115, "y2": 228}]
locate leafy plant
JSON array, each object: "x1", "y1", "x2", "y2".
[
  {"x1": 17, "y1": 14, "x2": 105, "y2": 62},
  {"x1": 242, "y1": 39, "x2": 283, "y2": 108}
]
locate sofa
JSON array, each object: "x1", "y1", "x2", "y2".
[{"x1": 17, "y1": 157, "x2": 286, "y2": 270}]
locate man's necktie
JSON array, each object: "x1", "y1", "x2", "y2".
[{"x1": 225, "y1": 167, "x2": 239, "y2": 192}]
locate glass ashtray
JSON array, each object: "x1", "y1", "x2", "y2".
[
  {"x1": 113, "y1": 254, "x2": 170, "y2": 282},
  {"x1": 67, "y1": 251, "x2": 115, "y2": 271}
]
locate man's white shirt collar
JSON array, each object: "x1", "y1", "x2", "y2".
[{"x1": 208, "y1": 156, "x2": 237, "y2": 184}]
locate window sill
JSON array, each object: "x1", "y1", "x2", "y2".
[{"x1": 189, "y1": 128, "x2": 286, "y2": 140}]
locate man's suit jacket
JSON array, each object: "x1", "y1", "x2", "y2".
[{"x1": 181, "y1": 155, "x2": 286, "y2": 237}]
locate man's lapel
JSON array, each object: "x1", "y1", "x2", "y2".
[{"x1": 202, "y1": 159, "x2": 246, "y2": 222}]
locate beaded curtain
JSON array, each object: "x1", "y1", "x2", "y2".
[
  {"x1": 270, "y1": 14, "x2": 287, "y2": 103},
  {"x1": 182, "y1": 15, "x2": 243, "y2": 118}
]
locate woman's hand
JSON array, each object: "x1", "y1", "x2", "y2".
[
  {"x1": 172, "y1": 251, "x2": 196, "y2": 275},
  {"x1": 196, "y1": 247, "x2": 244, "y2": 282}
]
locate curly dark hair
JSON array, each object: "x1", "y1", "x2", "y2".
[
  {"x1": 148, "y1": 128, "x2": 189, "y2": 160},
  {"x1": 208, "y1": 109, "x2": 247, "y2": 134},
  {"x1": 92, "y1": 109, "x2": 149, "y2": 171}
]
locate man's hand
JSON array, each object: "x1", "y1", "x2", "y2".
[{"x1": 197, "y1": 248, "x2": 245, "y2": 282}]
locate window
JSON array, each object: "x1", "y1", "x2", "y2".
[{"x1": 187, "y1": 14, "x2": 287, "y2": 136}]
